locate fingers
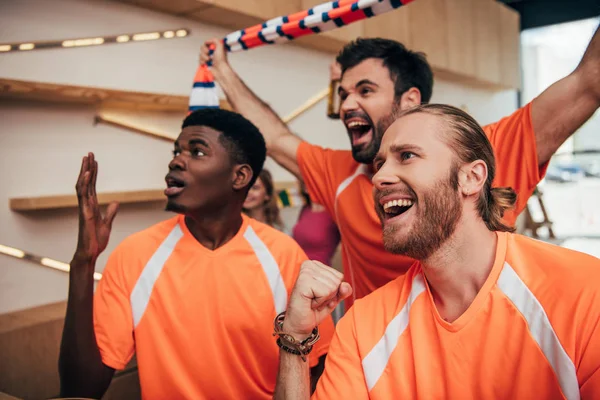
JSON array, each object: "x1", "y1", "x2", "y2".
[
  {"x1": 104, "y1": 201, "x2": 119, "y2": 229},
  {"x1": 296, "y1": 260, "x2": 348, "y2": 311},
  {"x1": 200, "y1": 39, "x2": 219, "y2": 64},
  {"x1": 76, "y1": 154, "x2": 90, "y2": 195},
  {"x1": 88, "y1": 154, "x2": 97, "y2": 198}
]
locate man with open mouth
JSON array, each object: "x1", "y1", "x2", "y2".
[
  {"x1": 58, "y1": 109, "x2": 334, "y2": 399},
  {"x1": 201, "y1": 27, "x2": 600, "y2": 309},
  {"x1": 273, "y1": 104, "x2": 600, "y2": 399}
]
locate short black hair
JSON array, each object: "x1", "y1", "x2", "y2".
[
  {"x1": 336, "y1": 38, "x2": 433, "y2": 103},
  {"x1": 182, "y1": 108, "x2": 267, "y2": 188}
]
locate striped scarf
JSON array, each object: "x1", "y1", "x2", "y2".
[{"x1": 189, "y1": 0, "x2": 414, "y2": 113}]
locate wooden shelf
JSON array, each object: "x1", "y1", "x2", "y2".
[
  {"x1": 10, "y1": 189, "x2": 167, "y2": 211},
  {"x1": 10, "y1": 182, "x2": 299, "y2": 211},
  {"x1": 0, "y1": 78, "x2": 230, "y2": 112}
]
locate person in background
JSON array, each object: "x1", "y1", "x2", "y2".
[
  {"x1": 292, "y1": 182, "x2": 343, "y2": 322},
  {"x1": 292, "y1": 182, "x2": 340, "y2": 266},
  {"x1": 243, "y1": 168, "x2": 287, "y2": 232}
]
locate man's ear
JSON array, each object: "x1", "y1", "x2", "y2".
[
  {"x1": 233, "y1": 164, "x2": 253, "y2": 190},
  {"x1": 399, "y1": 87, "x2": 422, "y2": 109},
  {"x1": 458, "y1": 160, "x2": 487, "y2": 197}
]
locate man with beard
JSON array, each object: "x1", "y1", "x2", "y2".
[
  {"x1": 272, "y1": 104, "x2": 600, "y2": 399},
  {"x1": 200, "y1": 27, "x2": 600, "y2": 308},
  {"x1": 58, "y1": 109, "x2": 333, "y2": 399}
]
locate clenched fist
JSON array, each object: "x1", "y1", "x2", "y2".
[
  {"x1": 283, "y1": 261, "x2": 352, "y2": 339},
  {"x1": 199, "y1": 38, "x2": 229, "y2": 75}
]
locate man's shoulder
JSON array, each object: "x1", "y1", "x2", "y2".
[
  {"x1": 299, "y1": 142, "x2": 358, "y2": 171},
  {"x1": 113, "y1": 216, "x2": 181, "y2": 255},
  {"x1": 481, "y1": 102, "x2": 533, "y2": 138},
  {"x1": 351, "y1": 262, "x2": 422, "y2": 321},
  {"x1": 245, "y1": 218, "x2": 305, "y2": 257},
  {"x1": 506, "y1": 233, "x2": 600, "y2": 299}
]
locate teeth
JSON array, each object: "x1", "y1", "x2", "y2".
[
  {"x1": 347, "y1": 121, "x2": 369, "y2": 128},
  {"x1": 383, "y1": 199, "x2": 413, "y2": 211}
]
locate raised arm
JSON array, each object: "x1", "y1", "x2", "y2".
[
  {"x1": 200, "y1": 40, "x2": 304, "y2": 179},
  {"x1": 59, "y1": 153, "x2": 118, "y2": 398},
  {"x1": 533, "y1": 24, "x2": 600, "y2": 166}
]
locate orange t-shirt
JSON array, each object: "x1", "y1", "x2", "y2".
[
  {"x1": 314, "y1": 232, "x2": 600, "y2": 399},
  {"x1": 94, "y1": 214, "x2": 334, "y2": 400},
  {"x1": 297, "y1": 103, "x2": 548, "y2": 307}
]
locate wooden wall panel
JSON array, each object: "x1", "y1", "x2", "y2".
[
  {"x1": 407, "y1": 0, "x2": 448, "y2": 70},
  {"x1": 363, "y1": 6, "x2": 411, "y2": 48},
  {"x1": 113, "y1": 0, "x2": 522, "y2": 89},
  {"x1": 498, "y1": 3, "x2": 521, "y2": 89},
  {"x1": 445, "y1": 0, "x2": 476, "y2": 78},
  {"x1": 474, "y1": 0, "x2": 502, "y2": 84}
]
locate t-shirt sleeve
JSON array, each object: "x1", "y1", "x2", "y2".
[
  {"x1": 93, "y1": 245, "x2": 135, "y2": 370},
  {"x1": 483, "y1": 102, "x2": 549, "y2": 225},
  {"x1": 296, "y1": 141, "x2": 340, "y2": 217},
  {"x1": 312, "y1": 308, "x2": 369, "y2": 399}
]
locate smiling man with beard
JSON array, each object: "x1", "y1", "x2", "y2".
[
  {"x1": 58, "y1": 109, "x2": 334, "y2": 400},
  {"x1": 201, "y1": 27, "x2": 600, "y2": 308},
  {"x1": 272, "y1": 104, "x2": 600, "y2": 400}
]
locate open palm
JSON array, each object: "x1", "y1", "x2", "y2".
[{"x1": 74, "y1": 153, "x2": 118, "y2": 262}]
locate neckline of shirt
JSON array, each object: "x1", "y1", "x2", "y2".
[
  {"x1": 422, "y1": 231, "x2": 509, "y2": 333},
  {"x1": 177, "y1": 214, "x2": 250, "y2": 257}
]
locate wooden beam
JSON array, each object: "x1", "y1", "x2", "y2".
[
  {"x1": 10, "y1": 182, "x2": 299, "y2": 211},
  {"x1": 10, "y1": 190, "x2": 167, "y2": 211},
  {"x1": 0, "y1": 78, "x2": 230, "y2": 112},
  {"x1": 95, "y1": 114, "x2": 177, "y2": 142}
]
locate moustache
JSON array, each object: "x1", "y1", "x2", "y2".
[
  {"x1": 344, "y1": 111, "x2": 373, "y2": 126},
  {"x1": 374, "y1": 186, "x2": 417, "y2": 205}
]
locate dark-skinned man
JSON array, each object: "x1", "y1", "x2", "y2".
[{"x1": 58, "y1": 109, "x2": 333, "y2": 399}]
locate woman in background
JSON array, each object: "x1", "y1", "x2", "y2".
[
  {"x1": 243, "y1": 169, "x2": 285, "y2": 232},
  {"x1": 292, "y1": 181, "x2": 342, "y2": 325},
  {"x1": 292, "y1": 182, "x2": 340, "y2": 265}
]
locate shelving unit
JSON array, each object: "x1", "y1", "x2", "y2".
[
  {"x1": 10, "y1": 182, "x2": 299, "y2": 211},
  {"x1": 0, "y1": 77, "x2": 230, "y2": 111}
]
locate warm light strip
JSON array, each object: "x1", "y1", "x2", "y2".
[
  {"x1": 0, "y1": 29, "x2": 189, "y2": 53},
  {"x1": 0, "y1": 243, "x2": 103, "y2": 281}
]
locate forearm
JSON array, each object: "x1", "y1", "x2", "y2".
[
  {"x1": 214, "y1": 64, "x2": 290, "y2": 143},
  {"x1": 274, "y1": 351, "x2": 312, "y2": 400},
  {"x1": 59, "y1": 256, "x2": 113, "y2": 398},
  {"x1": 213, "y1": 64, "x2": 303, "y2": 177}
]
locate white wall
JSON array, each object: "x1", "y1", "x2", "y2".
[{"x1": 0, "y1": 0, "x2": 517, "y2": 314}]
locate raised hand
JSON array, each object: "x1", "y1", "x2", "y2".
[
  {"x1": 200, "y1": 39, "x2": 228, "y2": 71},
  {"x1": 73, "y1": 153, "x2": 118, "y2": 264},
  {"x1": 283, "y1": 261, "x2": 352, "y2": 339}
]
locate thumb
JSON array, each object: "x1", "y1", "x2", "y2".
[
  {"x1": 105, "y1": 201, "x2": 119, "y2": 229},
  {"x1": 339, "y1": 282, "x2": 353, "y2": 300}
]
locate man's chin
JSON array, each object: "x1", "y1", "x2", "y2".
[
  {"x1": 165, "y1": 199, "x2": 186, "y2": 214},
  {"x1": 352, "y1": 144, "x2": 377, "y2": 164}
]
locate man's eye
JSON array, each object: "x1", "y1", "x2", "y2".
[
  {"x1": 193, "y1": 149, "x2": 205, "y2": 157},
  {"x1": 172, "y1": 150, "x2": 181, "y2": 157},
  {"x1": 401, "y1": 152, "x2": 415, "y2": 161},
  {"x1": 360, "y1": 87, "x2": 372, "y2": 96}
]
